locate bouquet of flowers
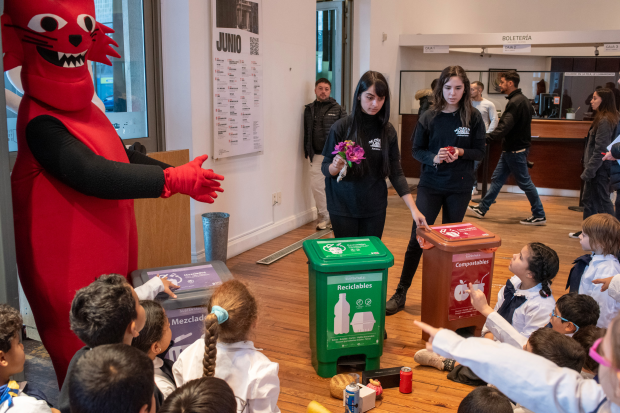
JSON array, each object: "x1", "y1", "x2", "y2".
[{"x1": 332, "y1": 140, "x2": 366, "y2": 182}]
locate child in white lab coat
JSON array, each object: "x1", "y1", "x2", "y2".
[
  {"x1": 575, "y1": 214, "x2": 620, "y2": 328},
  {"x1": 131, "y1": 300, "x2": 176, "y2": 405},
  {"x1": 416, "y1": 313, "x2": 620, "y2": 413},
  {"x1": 172, "y1": 280, "x2": 280, "y2": 413},
  {"x1": 415, "y1": 242, "x2": 559, "y2": 372}
]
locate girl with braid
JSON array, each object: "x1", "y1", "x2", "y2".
[
  {"x1": 416, "y1": 242, "x2": 559, "y2": 372},
  {"x1": 172, "y1": 280, "x2": 280, "y2": 413}
]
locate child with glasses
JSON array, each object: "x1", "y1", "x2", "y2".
[
  {"x1": 549, "y1": 293, "x2": 600, "y2": 336},
  {"x1": 415, "y1": 311, "x2": 620, "y2": 413},
  {"x1": 467, "y1": 289, "x2": 599, "y2": 349},
  {"x1": 416, "y1": 242, "x2": 559, "y2": 371}
]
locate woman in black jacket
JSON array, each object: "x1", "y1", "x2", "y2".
[
  {"x1": 321, "y1": 71, "x2": 428, "y2": 238},
  {"x1": 570, "y1": 88, "x2": 619, "y2": 238},
  {"x1": 386, "y1": 65, "x2": 486, "y2": 315}
]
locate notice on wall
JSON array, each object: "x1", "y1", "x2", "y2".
[
  {"x1": 503, "y1": 44, "x2": 531, "y2": 53},
  {"x1": 326, "y1": 273, "x2": 382, "y2": 350},
  {"x1": 565, "y1": 72, "x2": 616, "y2": 77},
  {"x1": 448, "y1": 252, "x2": 494, "y2": 321},
  {"x1": 604, "y1": 44, "x2": 620, "y2": 53},
  {"x1": 211, "y1": 0, "x2": 263, "y2": 159},
  {"x1": 423, "y1": 45, "x2": 449, "y2": 54}
]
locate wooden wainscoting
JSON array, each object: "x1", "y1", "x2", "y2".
[{"x1": 134, "y1": 150, "x2": 192, "y2": 269}]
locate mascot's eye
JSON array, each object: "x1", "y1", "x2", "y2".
[
  {"x1": 77, "y1": 15, "x2": 96, "y2": 33},
  {"x1": 27, "y1": 14, "x2": 68, "y2": 33}
]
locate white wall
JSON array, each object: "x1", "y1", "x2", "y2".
[
  {"x1": 161, "y1": 0, "x2": 316, "y2": 261},
  {"x1": 356, "y1": 0, "x2": 620, "y2": 128}
]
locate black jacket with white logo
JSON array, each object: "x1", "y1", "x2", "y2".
[{"x1": 413, "y1": 109, "x2": 486, "y2": 192}]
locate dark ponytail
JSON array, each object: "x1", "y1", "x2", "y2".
[
  {"x1": 131, "y1": 300, "x2": 166, "y2": 354},
  {"x1": 526, "y1": 242, "x2": 559, "y2": 298}
]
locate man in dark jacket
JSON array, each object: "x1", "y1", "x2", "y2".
[
  {"x1": 468, "y1": 71, "x2": 547, "y2": 225},
  {"x1": 304, "y1": 78, "x2": 347, "y2": 229}
]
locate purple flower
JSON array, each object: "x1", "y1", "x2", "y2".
[
  {"x1": 332, "y1": 140, "x2": 356, "y2": 154},
  {"x1": 346, "y1": 146, "x2": 366, "y2": 164},
  {"x1": 332, "y1": 141, "x2": 348, "y2": 154}
]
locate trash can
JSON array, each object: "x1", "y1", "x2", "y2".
[
  {"x1": 131, "y1": 261, "x2": 233, "y2": 362},
  {"x1": 303, "y1": 237, "x2": 394, "y2": 378},
  {"x1": 202, "y1": 212, "x2": 230, "y2": 262},
  {"x1": 416, "y1": 222, "x2": 501, "y2": 341}
]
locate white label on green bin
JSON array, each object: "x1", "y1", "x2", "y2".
[
  {"x1": 316, "y1": 238, "x2": 380, "y2": 258},
  {"x1": 326, "y1": 273, "x2": 382, "y2": 350}
]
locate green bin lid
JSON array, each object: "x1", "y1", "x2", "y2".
[{"x1": 303, "y1": 236, "x2": 394, "y2": 273}]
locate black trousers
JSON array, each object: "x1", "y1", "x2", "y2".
[
  {"x1": 330, "y1": 210, "x2": 387, "y2": 239},
  {"x1": 397, "y1": 186, "x2": 472, "y2": 289},
  {"x1": 583, "y1": 166, "x2": 614, "y2": 220}
]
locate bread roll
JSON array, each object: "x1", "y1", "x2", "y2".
[{"x1": 329, "y1": 373, "x2": 358, "y2": 399}]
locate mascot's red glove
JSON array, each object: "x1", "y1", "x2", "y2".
[{"x1": 162, "y1": 155, "x2": 224, "y2": 203}]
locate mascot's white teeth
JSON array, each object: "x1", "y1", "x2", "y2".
[
  {"x1": 57, "y1": 51, "x2": 87, "y2": 67},
  {"x1": 38, "y1": 47, "x2": 87, "y2": 68}
]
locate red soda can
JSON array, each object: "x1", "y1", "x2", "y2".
[{"x1": 399, "y1": 367, "x2": 413, "y2": 393}]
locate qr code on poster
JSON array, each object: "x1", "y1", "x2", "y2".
[{"x1": 250, "y1": 37, "x2": 259, "y2": 55}]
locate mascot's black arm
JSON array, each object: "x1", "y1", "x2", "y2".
[
  {"x1": 26, "y1": 115, "x2": 168, "y2": 200},
  {"x1": 123, "y1": 141, "x2": 173, "y2": 169}
]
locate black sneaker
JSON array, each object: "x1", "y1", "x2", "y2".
[
  {"x1": 520, "y1": 216, "x2": 547, "y2": 226},
  {"x1": 569, "y1": 231, "x2": 582, "y2": 239},
  {"x1": 467, "y1": 205, "x2": 485, "y2": 218},
  {"x1": 386, "y1": 284, "x2": 407, "y2": 315}
]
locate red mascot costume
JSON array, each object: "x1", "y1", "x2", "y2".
[{"x1": 3, "y1": 0, "x2": 224, "y2": 385}]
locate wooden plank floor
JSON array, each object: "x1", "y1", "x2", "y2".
[{"x1": 226, "y1": 192, "x2": 586, "y2": 413}]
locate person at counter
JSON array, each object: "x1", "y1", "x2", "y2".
[
  {"x1": 467, "y1": 71, "x2": 547, "y2": 226},
  {"x1": 386, "y1": 65, "x2": 485, "y2": 315}
]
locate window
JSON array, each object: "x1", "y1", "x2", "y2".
[{"x1": 6, "y1": 0, "x2": 164, "y2": 154}]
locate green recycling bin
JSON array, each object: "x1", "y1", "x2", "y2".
[{"x1": 303, "y1": 236, "x2": 394, "y2": 378}]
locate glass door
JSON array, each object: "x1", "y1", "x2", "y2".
[{"x1": 316, "y1": 1, "x2": 343, "y2": 104}]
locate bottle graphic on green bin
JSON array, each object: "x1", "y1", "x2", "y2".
[{"x1": 334, "y1": 293, "x2": 350, "y2": 335}]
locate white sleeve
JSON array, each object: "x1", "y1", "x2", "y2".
[
  {"x1": 512, "y1": 298, "x2": 554, "y2": 339},
  {"x1": 432, "y1": 329, "x2": 606, "y2": 413},
  {"x1": 606, "y1": 274, "x2": 620, "y2": 303},
  {"x1": 487, "y1": 101, "x2": 499, "y2": 133},
  {"x1": 484, "y1": 311, "x2": 528, "y2": 348},
  {"x1": 172, "y1": 356, "x2": 186, "y2": 387},
  {"x1": 482, "y1": 285, "x2": 506, "y2": 337},
  {"x1": 135, "y1": 276, "x2": 164, "y2": 300},
  {"x1": 8, "y1": 394, "x2": 54, "y2": 413},
  {"x1": 155, "y1": 374, "x2": 177, "y2": 399},
  {"x1": 248, "y1": 362, "x2": 281, "y2": 413}
]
